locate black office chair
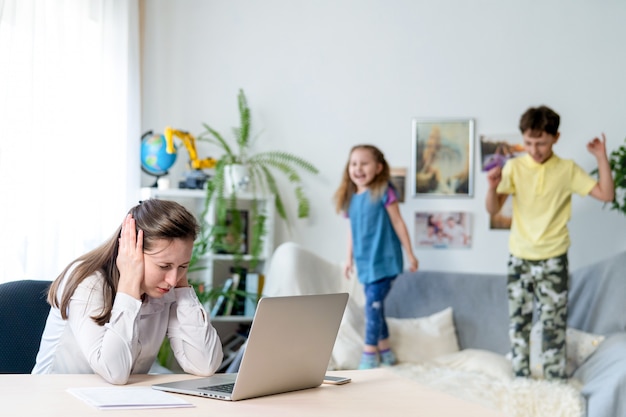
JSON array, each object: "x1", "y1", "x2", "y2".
[{"x1": 0, "y1": 280, "x2": 51, "y2": 373}]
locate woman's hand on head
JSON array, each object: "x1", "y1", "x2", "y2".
[{"x1": 115, "y1": 214, "x2": 145, "y2": 300}]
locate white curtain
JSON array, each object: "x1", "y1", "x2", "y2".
[{"x1": 0, "y1": 0, "x2": 141, "y2": 282}]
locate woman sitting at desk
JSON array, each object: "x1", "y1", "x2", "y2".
[{"x1": 32, "y1": 199, "x2": 223, "y2": 384}]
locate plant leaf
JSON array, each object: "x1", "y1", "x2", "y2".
[
  {"x1": 258, "y1": 164, "x2": 288, "y2": 221},
  {"x1": 295, "y1": 185, "x2": 310, "y2": 218},
  {"x1": 250, "y1": 151, "x2": 319, "y2": 174},
  {"x1": 237, "y1": 88, "x2": 251, "y2": 152},
  {"x1": 198, "y1": 123, "x2": 237, "y2": 163}
]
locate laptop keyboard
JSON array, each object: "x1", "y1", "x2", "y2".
[{"x1": 200, "y1": 383, "x2": 235, "y2": 393}]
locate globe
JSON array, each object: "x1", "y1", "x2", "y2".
[{"x1": 140, "y1": 132, "x2": 177, "y2": 177}]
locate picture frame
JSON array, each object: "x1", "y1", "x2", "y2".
[
  {"x1": 479, "y1": 133, "x2": 525, "y2": 172},
  {"x1": 390, "y1": 167, "x2": 407, "y2": 203},
  {"x1": 479, "y1": 133, "x2": 524, "y2": 230},
  {"x1": 490, "y1": 195, "x2": 513, "y2": 230},
  {"x1": 414, "y1": 211, "x2": 472, "y2": 249},
  {"x1": 412, "y1": 119, "x2": 474, "y2": 197}
]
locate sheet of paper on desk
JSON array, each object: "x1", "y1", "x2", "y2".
[{"x1": 67, "y1": 386, "x2": 195, "y2": 410}]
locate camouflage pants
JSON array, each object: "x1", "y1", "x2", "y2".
[{"x1": 507, "y1": 253, "x2": 569, "y2": 380}]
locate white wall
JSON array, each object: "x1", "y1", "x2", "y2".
[{"x1": 141, "y1": 0, "x2": 626, "y2": 274}]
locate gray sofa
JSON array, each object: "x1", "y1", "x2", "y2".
[
  {"x1": 384, "y1": 251, "x2": 626, "y2": 417},
  {"x1": 235, "y1": 242, "x2": 625, "y2": 416}
]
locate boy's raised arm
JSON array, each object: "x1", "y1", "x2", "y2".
[
  {"x1": 587, "y1": 133, "x2": 615, "y2": 202},
  {"x1": 485, "y1": 166, "x2": 508, "y2": 215}
]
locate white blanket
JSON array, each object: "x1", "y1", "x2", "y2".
[{"x1": 390, "y1": 362, "x2": 584, "y2": 417}]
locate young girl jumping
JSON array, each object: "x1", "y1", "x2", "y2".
[{"x1": 334, "y1": 144, "x2": 419, "y2": 369}]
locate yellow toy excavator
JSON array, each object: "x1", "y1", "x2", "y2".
[{"x1": 164, "y1": 126, "x2": 217, "y2": 189}]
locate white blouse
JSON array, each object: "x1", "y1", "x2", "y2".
[{"x1": 32, "y1": 272, "x2": 223, "y2": 384}]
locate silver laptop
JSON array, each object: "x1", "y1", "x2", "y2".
[{"x1": 152, "y1": 292, "x2": 348, "y2": 401}]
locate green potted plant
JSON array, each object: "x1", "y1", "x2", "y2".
[
  {"x1": 195, "y1": 88, "x2": 319, "y2": 269},
  {"x1": 592, "y1": 137, "x2": 626, "y2": 215},
  {"x1": 159, "y1": 88, "x2": 318, "y2": 369}
]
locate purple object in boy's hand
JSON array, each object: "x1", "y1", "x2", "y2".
[{"x1": 483, "y1": 155, "x2": 506, "y2": 172}]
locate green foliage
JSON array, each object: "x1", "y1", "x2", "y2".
[
  {"x1": 591, "y1": 137, "x2": 626, "y2": 215},
  {"x1": 175, "y1": 89, "x2": 319, "y2": 364},
  {"x1": 197, "y1": 89, "x2": 319, "y2": 222},
  {"x1": 248, "y1": 151, "x2": 317, "y2": 219},
  {"x1": 195, "y1": 88, "x2": 319, "y2": 268},
  {"x1": 248, "y1": 208, "x2": 267, "y2": 267},
  {"x1": 157, "y1": 337, "x2": 173, "y2": 370},
  {"x1": 189, "y1": 280, "x2": 215, "y2": 305}
]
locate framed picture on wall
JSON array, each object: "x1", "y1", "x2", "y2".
[
  {"x1": 479, "y1": 133, "x2": 525, "y2": 172},
  {"x1": 479, "y1": 133, "x2": 524, "y2": 230},
  {"x1": 390, "y1": 167, "x2": 407, "y2": 203},
  {"x1": 490, "y1": 195, "x2": 513, "y2": 230},
  {"x1": 414, "y1": 211, "x2": 472, "y2": 249},
  {"x1": 412, "y1": 119, "x2": 474, "y2": 197}
]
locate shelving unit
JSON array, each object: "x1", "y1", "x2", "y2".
[{"x1": 140, "y1": 186, "x2": 275, "y2": 326}]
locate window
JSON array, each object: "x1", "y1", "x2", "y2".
[{"x1": 0, "y1": 0, "x2": 141, "y2": 282}]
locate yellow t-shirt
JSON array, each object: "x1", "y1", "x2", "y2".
[{"x1": 497, "y1": 154, "x2": 597, "y2": 260}]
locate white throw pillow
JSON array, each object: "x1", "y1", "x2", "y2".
[
  {"x1": 387, "y1": 307, "x2": 460, "y2": 364},
  {"x1": 530, "y1": 322, "x2": 605, "y2": 378},
  {"x1": 431, "y1": 349, "x2": 513, "y2": 381}
]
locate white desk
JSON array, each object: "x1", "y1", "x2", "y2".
[{"x1": 0, "y1": 369, "x2": 506, "y2": 416}]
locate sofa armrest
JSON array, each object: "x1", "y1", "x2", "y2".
[
  {"x1": 574, "y1": 332, "x2": 626, "y2": 417},
  {"x1": 262, "y1": 242, "x2": 345, "y2": 297}
]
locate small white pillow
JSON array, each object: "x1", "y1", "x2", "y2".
[
  {"x1": 431, "y1": 349, "x2": 513, "y2": 381},
  {"x1": 530, "y1": 322, "x2": 605, "y2": 378},
  {"x1": 387, "y1": 307, "x2": 460, "y2": 364}
]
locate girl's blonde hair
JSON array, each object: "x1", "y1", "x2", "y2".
[
  {"x1": 47, "y1": 199, "x2": 199, "y2": 326},
  {"x1": 334, "y1": 144, "x2": 391, "y2": 214}
]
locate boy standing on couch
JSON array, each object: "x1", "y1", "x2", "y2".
[{"x1": 485, "y1": 105, "x2": 614, "y2": 379}]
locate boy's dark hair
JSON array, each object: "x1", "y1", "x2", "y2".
[{"x1": 519, "y1": 105, "x2": 560, "y2": 137}]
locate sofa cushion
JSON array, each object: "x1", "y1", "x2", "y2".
[
  {"x1": 387, "y1": 307, "x2": 460, "y2": 363},
  {"x1": 530, "y1": 323, "x2": 605, "y2": 378},
  {"x1": 330, "y1": 305, "x2": 459, "y2": 370},
  {"x1": 386, "y1": 270, "x2": 510, "y2": 354}
]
